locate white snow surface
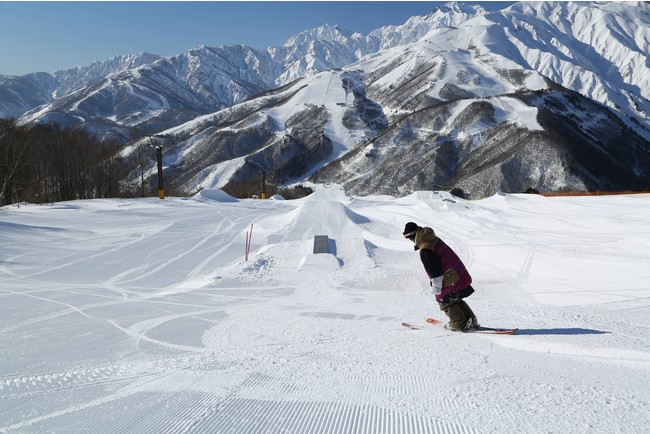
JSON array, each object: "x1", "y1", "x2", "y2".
[{"x1": 1, "y1": 190, "x2": 649, "y2": 433}]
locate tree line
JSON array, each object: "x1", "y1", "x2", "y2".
[
  {"x1": 0, "y1": 119, "x2": 128, "y2": 206},
  {"x1": 0, "y1": 118, "x2": 316, "y2": 207}
]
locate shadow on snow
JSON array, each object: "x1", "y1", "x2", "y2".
[{"x1": 515, "y1": 328, "x2": 611, "y2": 335}]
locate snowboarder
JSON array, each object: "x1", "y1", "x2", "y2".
[{"x1": 403, "y1": 222, "x2": 478, "y2": 331}]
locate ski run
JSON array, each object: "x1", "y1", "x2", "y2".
[{"x1": 1, "y1": 189, "x2": 649, "y2": 433}]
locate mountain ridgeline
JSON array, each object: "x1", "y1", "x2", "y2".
[{"x1": 1, "y1": 1, "x2": 649, "y2": 198}]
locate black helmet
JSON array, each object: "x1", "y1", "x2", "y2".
[{"x1": 403, "y1": 222, "x2": 418, "y2": 240}]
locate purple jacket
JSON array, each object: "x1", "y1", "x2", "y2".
[{"x1": 415, "y1": 227, "x2": 472, "y2": 301}]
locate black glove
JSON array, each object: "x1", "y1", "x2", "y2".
[{"x1": 441, "y1": 292, "x2": 460, "y2": 307}]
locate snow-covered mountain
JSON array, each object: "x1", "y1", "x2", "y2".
[
  {"x1": 0, "y1": 52, "x2": 163, "y2": 120},
  {"x1": 2, "y1": 1, "x2": 650, "y2": 197}
]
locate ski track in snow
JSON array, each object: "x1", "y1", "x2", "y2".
[{"x1": 1, "y1": 191, "x2": 649, "y2": 433}]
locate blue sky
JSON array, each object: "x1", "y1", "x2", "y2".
[{"x1": 0, "y1": 1, "x2": 515, "y2": 76}]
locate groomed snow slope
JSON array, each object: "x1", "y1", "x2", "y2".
[{"x1": 1, "y1": 190, "x2": 649, "y2": 433}]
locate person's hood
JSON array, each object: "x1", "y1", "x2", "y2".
[{"x1": 414, "y1": 226, "x2": 438, "y2": 251}]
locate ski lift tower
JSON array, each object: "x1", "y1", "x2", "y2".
[{"x1": 148, "y1": 136, "x2": 165, "y2": 200}]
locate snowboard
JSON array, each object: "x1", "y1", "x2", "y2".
[{"x1": 402, "y1": 317, "x2": 518, "y2": 334}]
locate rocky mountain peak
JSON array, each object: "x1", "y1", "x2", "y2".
[{"x1": 284, "y1": 24, "x2": 357, "y2": 47}]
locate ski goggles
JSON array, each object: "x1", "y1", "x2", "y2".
[{"x1": 403, "y1": 231, "x2": 416, "y2": 241}]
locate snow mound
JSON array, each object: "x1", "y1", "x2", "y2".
[
  {"x1": 192, "y1": 189, "x2": 239, "y2": 203},
  {"x1": 403, "y1": 190, "x2": 456, "y2": 202},
  {"x1": 303, "y1": 188, "x2": 351, "y2": 204},
  {"x1": 255, "y1": 198, "x2": 369, "y2": 243},
  {"x1": 286, "y1": 200, "x2": 370, "y2": 240},
  {"x1": 399, "y1": 190, "x2": 474, "y2": 213}
]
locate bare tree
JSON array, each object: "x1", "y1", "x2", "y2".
[
  {"x1": 0, "y1": 120, "x2": 130, "y2": 206},
  {"x1": 0, "y1": 119, "x2": 33, "y2": 206}
]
